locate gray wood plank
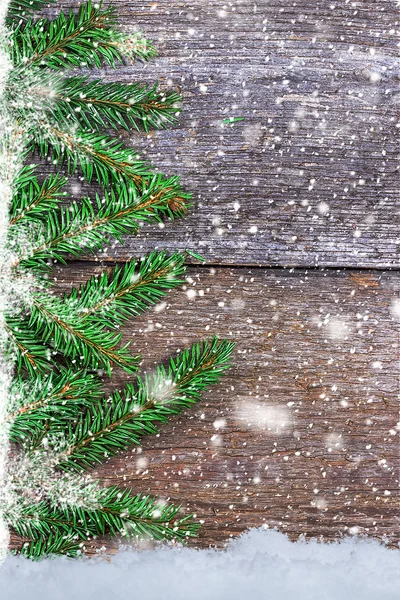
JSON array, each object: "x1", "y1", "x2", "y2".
[
  {"x1": 48, "y1": 0, "x2": 399, "y2": 268},
  {"x1": 11, "y1": 263, "x2": 395, "y2": 552}
]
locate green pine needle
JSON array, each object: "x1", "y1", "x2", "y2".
[
  {"x1": 6, "y1": 0, "x2": 57, "y2": 23},
  {"x1": 14, "y1": 534, "x2": 84, "y2": 559},
  {"x1": 8, "y1": 369, "x2": 103, "y2": 446},
  {"x1": 28, "y1": 293, "x2": 140, "y2": 375},
  {"x1": 8, "y1": 488, "x2": 199, "y2": 559},
  {"x1": 10, "y1": 166, "x2": 67, "y2": 225},
  {"x1": 4, "y1": 318, "x2": 52, "y2": 376},
  {"x1": 30, "y1": 127, "x2": 152, "y2": 186},
  {"x1": 3, "y1": 0, "x2": 235, "y2": 559},
  {"x1": 28, "y1": 126, "x2": 191, "y2": 210},
  {"x1": 63, "y1": 251, "x2": 186, "y2": 327},
  {"x1": 13, "y1": 180, "x2": 189, "y2": 272},
  {"x1": 52, "y1": 77, "x2": 181, "y2": 132},
  {"x1": 56, "y1": 337, "x2": 234, "y2": 472},
  {"x1": 10, "y1": 1, "x2": 155, "y2": 70}
]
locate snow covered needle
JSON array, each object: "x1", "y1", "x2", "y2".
[
  {"x1": 0, "y1": 0, "x2": 25, "y2": 566},
  {"x1": 0, "y1": 0, "x2": 234, "y2": 559}
]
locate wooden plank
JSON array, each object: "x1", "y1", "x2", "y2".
[
  {"x1": 18, "y1": 263, "x2": 396, "y2": 551},
  {"x1": 10, "y1": 0, "x2": 398, "y2": 557},
  {"x1": 49, "y1": 0, "x2": 399, "y2": 268}
]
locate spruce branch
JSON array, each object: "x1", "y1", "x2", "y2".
[
  {"x1": 51, "y1": 77, "x2": 181, "y2": 132},
  {"x1": 31, "y1": 126, "x2": 150, "y2": 187},
  {"x1": 27, "y1": 293, "x2": 139, "y2": 375},
  {"x1": 8, "y1": 370, "x2": 103, "y2": 446},
  {"x1": 9, "y1": 251, "x2": 187, "y2": 378},
  {"x1": 8, "y1": 501, "x2": 91, "y2": 542},
  {"x1": 57, "y1": 337, "x2": 234, "y2": 472},
  {"x1": 15, "y1": 181, "x2": 189, "y2": 272},
  {"x1": 4, "y1": 318, "x2": 52, "y2": 376},
  {"x1": 29, "y1": 126, "x2": 190, "y2": 211},
  {"x1": 10, "y1": 1, "x2": 155, "y2": 70},
  {"x1": 3, "y1": 0, "x2": 235, "y2": 559},
  {"x1": 10, "y1": 166, "x2": 67, "y2": 226},
  {"x1": 91, "y1": 487, "x2": 199, "y2": 541},
  {"x1": 8, "y1": 488, "x2": 198, "y2": 559},
  {"x1": 7, "y1": 0, "x2": 57, "y2": 23},
  {"x1": 14, "y1": 533, "x2": 84, "y2": 559},
  {"x1": 63, "y1": 251, "x2": 186, "y2": 328}
]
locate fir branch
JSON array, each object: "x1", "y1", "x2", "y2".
[
  {"x1": 3, "y1": 0, "x2": 233, "y2": 557},
  {"x1": 51, "y1": 77, "x2": 181, "y2": 132},
  {"x1": 8, "y1": 370, "x2": 102, "y2": 446},
  {"x1": 8, "y1": 501, "x2": 90, "y2": 541},
  {"x1": 10, "y1": 1, "x2": 155, "y2": 70},
  {"x1": 63, "y1": 251, "x2": 186, "y2": 328},
  {"x1": 7, "y1": 0, "x2": 57, "y2": 23},
  {"x1": 31, "y1": 126, "x2": 152, "y2": 187},
  {"x1": 57, "y1": 337, "x2": 234, "y2": 472},
  {"x1": 93, "y1": 487, "x2": 199, "y2": 541},
  {"x1": 29, "y1": 123, "x2": 189, "y2": 206},
  {"x1": 15, "y1": 180, "x2": 189, "y2": 272},
  {"x1": 8, "y1": 488, "x2": 198, "y2": 558},
  {"x1": 4, "y1": 318, "x2": 51, "y2": 376},
  {"x1": 10, "y1": 166, "x2": 67, "y2": 225},
  {"x1": 27, "y1": 292, "x2": 139, "y2": 375},
  {"x1": 13, "y1": 533, "x2": 84, "y2": 559},
  {"x1": 27, "y1": 124, "x2": 190, "y2": 216}
]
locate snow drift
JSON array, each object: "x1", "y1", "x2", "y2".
[{"x1": 1, "y1": 528, "x2": 400, "y2": 600}]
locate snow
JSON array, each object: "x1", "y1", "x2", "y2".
[
  {"x1": 0, "y1": 0, "x2": 14, "y2": 564},
  {"x1": 0, "y1": 0, "x2": 398, "y2": 593},
  {"x1": 235, "y1": 399, "x2": 293, "y2": 434},
  {"x1": 389, "y1": 299, "x2": 400, "y2": 320},
  {"x1": 1, "y1": 529, "x2": 400, "y2": 599}
]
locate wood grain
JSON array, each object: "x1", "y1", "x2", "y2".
[
  {"x1": 51, "y1": 0, "x2": 399, "y2": 268},
  {"x1": 16, "y1": 0, "x2": 399, "y2": 554},
  {"x1": 31, "y1": 263, "x2": 397, "y2": 550}
]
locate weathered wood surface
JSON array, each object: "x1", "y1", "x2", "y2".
[
  {"x1": 22, "y1": 0, "x2": 399, "y2": 554},
  {"x1": 54, "y1": 0, "x2": 400, "y2": 268},
  {"x1": 42, "y1": 263, "x2": 399, "y2": 549}
]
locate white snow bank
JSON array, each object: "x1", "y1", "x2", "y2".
[{"x1": 1, "y1": 529, "x2": 400, "y2": 600}]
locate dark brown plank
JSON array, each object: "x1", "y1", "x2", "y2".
[
  {"x1": 36, "y1": 263, "x2": 399, "y2": 550},
  {"x1": 50, "y1": 0, "x2": 399, "y2": 268},
  {"x1": 10, "y1": 0, "x2": 398, "y2": 557}
]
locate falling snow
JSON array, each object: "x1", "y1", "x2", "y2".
[{"x1": 0, "y1": 0, "x2": 398, "y2": 592}]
